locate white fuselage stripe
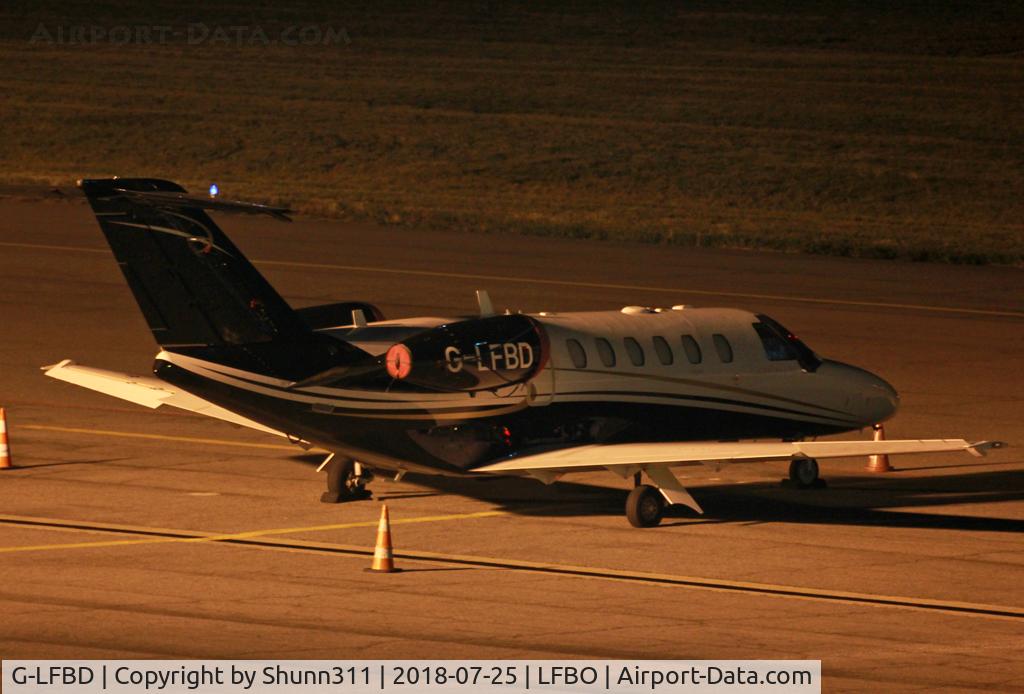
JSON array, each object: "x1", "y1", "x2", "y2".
[{"x1": 157, "y1": 353, "x2": 857, "y2": 427}]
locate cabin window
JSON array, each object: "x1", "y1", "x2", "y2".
[
  {"x1": 712, "y1": 334, "x2": 734, "y2": 363},
  {"x1": 595, "y1": 337, "x2": 617, "y2": 367},
  {"x1": 652, "y1": 335, "x2": 673, "y2": 365},
  {"x1": 752, "y1": 322, "x2": 797, "y2": 361},
  {"x1": 623, "y1": 337, "x2": 645, "y2": 366},
  {"x1": 680, "y1": 335, "x2": 702, "y2": 364},
  {"x1": 566, "y1": 339, "x2": 587, "y2": 368}
]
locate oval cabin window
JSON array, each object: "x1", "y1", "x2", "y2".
[
  {"x1": 712, "y1": 333, "x2": 734, "y2": 363},
  {"x1": 652, "y1": 335, "x2": 673, "y2": 365},
  {"x1": 680, "y1": 335, "x2": 702, "y2": 364},
  {"x1": 623, "y1": 337, "x2": 645, "y2": 366},
  {"x1": 595, "y1": 337, "x2": 617, "y2": 367},
  {"x1": 566, "y1": 339, "x2": 587, "y2": 369}
]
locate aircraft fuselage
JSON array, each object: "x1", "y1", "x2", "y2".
[{"x1": 152, "y1": 306, "x2": 899, "y2": 476}]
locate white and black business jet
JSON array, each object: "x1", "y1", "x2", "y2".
[{"x1": 45, "y1": 178, "x2": 1005, "y2": 526}]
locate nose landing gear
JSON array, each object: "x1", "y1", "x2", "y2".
[{"x1": 320, "y1": 456, "x2": 374, "y2": 503}]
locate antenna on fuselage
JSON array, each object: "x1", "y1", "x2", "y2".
[{"x1": 476, "y1": 290, "x2": 495, "y2": 317}]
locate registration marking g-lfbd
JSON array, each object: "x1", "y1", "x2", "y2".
[{"x1": 445, "y1": 341, "x2": 536, "y2": 373}]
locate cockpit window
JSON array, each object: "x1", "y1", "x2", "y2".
[
  {"x1": 755, "y1": 314, "x2": 821, "y2": 372},
  {"x1": 595, "y1": 337, "x2": 617, "y2": 367},
  {"x1": 753, "y1": 322, "x2": 798, "y2": 361},
  {"x1": 566, "y1": 339, "x2": 587, "y2": 368}
]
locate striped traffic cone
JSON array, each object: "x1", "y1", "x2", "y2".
[
  {"x1": 366, "y1": 504, "x2": 400, "y2": 573},
  {"x1": 0, "y1": 408, "x2": 11, "y2": 469},
  {"x1": 866, "y1": 423, "x2": 893, "y2": 473}
]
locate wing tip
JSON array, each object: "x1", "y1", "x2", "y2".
[
  {"x1": 42, "y1": 358, "x2": 75, "y2": 373},
  {"x1": 968, "y1": 440, "x2": 1008, "y2": 457}
]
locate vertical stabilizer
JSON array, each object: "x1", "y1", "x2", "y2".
[{"x1": 79, "y1": 177, "x2": 308, "y2": 348}]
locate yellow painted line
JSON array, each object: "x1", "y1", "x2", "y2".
[
  {"x1": 0, "y1": 514, "x2": 214, "y2": 537},
  {"x1": 219, "y1": 538, "x2": 1024, "y2": 620},
  {"x1": 222, "y1": 510, "x2": 508, "y2": 539},
  {"x1": 2, "y1": 241, "x2": 1019, "y2": 319},
  {"x1": 385, "y1": 548, "x2": 1024, "y2": 615},
  {"x1": 0, "y1": 241, "x2": 109, "y2": 255},
  {"x1": 2, "y1": 514, "x2": 1021, "y2": 620},
  {"x1": 0, "y1": 510, "x2": 508, "y2": 554},
  {"x1": 0, "y1": 537, "x2": 182, "y2": 553},
  {"x1": 18, "y1": 424, "x2": 311, "y2": 452}
]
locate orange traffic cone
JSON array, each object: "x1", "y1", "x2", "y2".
[
  {"x1": 0, "y1": 408, "x2": 11, "y2": 469},
  {"x1": 866, "y1": 423, "x2": 893, "y2": 473},
  {"x1": 366, "y1": 504, "x2": 400, "y2": 573}
]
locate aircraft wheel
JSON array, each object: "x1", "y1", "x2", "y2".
[
  {"x1": 626, "y1": 485, "x2": 665, "y2": 528},
  {"x1": 788, "y1": 457, "x2": 820, "y2": 488},
  {"x1": 320, "y1": 458, "x2": 372, "y2": 503}
]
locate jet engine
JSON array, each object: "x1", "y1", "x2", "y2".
[{"x1": 296, "y1": 314, "x2": 548, "y2": 392}]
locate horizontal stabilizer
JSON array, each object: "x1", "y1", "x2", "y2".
[
  {"x1": 43, "y1": 359, "x2": 284, "y2": 436},
  {"x1": 113, "y1": 187, "x2": 293, "y2": 221},
  {"x1": 473, "y1": 438, "x2": 1006, "y2": 474}
]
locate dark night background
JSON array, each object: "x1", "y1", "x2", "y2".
[{"x1": 2, "y1": 2, "x2": 1022, "y2": 263}]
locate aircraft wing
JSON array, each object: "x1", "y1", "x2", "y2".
[
  {"x1": 474, "y1": 438, "x2": 1005, "y2": 515},
  {"x1": 473, "y1": 438, "x2": 1005, "y2": 475},
  {"x1": 43, "y1": 359, "x2": 285, "y2": 436}
]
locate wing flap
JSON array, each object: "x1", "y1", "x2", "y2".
[
  {"x1": 43, "y1": 359, "x2": 284, "y2": 436},
  {"x1": 473, "y1": 438, "x2": 1003, "y2": 474}
]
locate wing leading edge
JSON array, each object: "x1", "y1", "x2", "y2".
[
  {"x1": 473, "y1": 438, "x2": 1005, "y2": 474},
  {"x1": 472, "y1": 438, "x2": 1005, "y2": 515}
]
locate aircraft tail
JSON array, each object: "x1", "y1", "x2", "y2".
[{"x1": 78, "y1": 177, "x2": 364, "y2": 379}]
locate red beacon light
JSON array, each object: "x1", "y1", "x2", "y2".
[{"x1": 385, "y1": 343, "x2": 413, "y2": 379}]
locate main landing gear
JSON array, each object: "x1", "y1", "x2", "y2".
[
  {"x1": 624, "y1": 469, "x2": 702, "y2": 528},
  {"x1": 625, "y1": 485, "x2": 665, "y2": 528},
  {"x1": 624, "y1": 457, "x2": 826, "y2": 527},
  {"x1": 320, "y1": 456, "x2": 374, "y2": 503},
  {"x1": 787, "y1": 457, "x2": 825, "y2": 488}
]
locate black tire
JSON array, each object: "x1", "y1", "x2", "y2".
[
  {"x1": 788, "y1": 457, "x2": 820, "y2": 488},
  {"x1": 320, "y1": 458, "x2": 372, "y2": 503},
  {"x1": 626, "y1": 485, "x2": 665, "y2": 528}
]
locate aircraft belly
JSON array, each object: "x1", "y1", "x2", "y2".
[{"x1": 153, "y1": 359, "x2": 471, "y2": 473}]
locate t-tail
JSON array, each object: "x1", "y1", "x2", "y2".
[{"x1": 78, "y1": 177, "x2": 366, "y2": 380}]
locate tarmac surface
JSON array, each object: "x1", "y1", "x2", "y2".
[{"x1": 1, "y1": 195, "x2": 1022, "y2": 691}]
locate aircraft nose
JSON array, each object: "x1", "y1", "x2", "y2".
[
  {"x1": 863, "y1": 370, "x2": 899, "y2": 423},
  {"x1": 824, "y1": 360, "x2": 900, "y2": 425}
]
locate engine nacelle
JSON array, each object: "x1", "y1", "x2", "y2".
[{"x1": 297, "y1": 301, "x2": 385, "y2": 330}]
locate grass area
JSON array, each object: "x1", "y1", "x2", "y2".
[{"x1": 1, "y1": 2, "x2": 1022, "y2": 264}]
